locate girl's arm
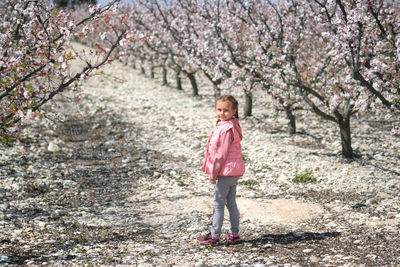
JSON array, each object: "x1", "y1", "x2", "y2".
[{"x1": 209, "y1": 129, "x2": 234, "y2": 182}]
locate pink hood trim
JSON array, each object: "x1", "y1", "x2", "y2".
[{"x1": 217, "y1": 118, "x2": 242, "y2": 140}]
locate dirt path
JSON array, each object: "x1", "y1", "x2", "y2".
[
  {"x1": 0, "y1": 43, "x2": 399, "y2": 266},
  {"x1": 78, "y1": 42, "x2": 326, "y2": 229}
]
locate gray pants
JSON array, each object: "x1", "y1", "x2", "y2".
[{"x1": 211, "y1": 176, "x2": 240, "y2": 239}]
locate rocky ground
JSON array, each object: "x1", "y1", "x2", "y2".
[{"x1": 1, "y1": 45, "x2": 400, "y2": 266}]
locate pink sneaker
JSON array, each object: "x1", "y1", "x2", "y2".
[
  {"x1": 197, "y1": 232, "x2": 220, "y2": 246},
  {"x1": 225, "y1": 233, "x2": 241, "y2": 244}
]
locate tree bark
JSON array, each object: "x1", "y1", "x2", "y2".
[
  {"x1": 243, "y1": 90, "x2": 253, "y2": 117},
  {"x1": 186, "y1": 72, "x2": 198, "y2": 96},
  {"x1": 150, "y1": 65, "x2": 155, "y2": 79},
  {"x1": 276, "y1": 94, "x2": 296, "y2": 134},
  {"x1": 203, "y1": 71, "x2": 221, "y2": 100},
  {"x1": 284, "y1": 104, "x2": 296, "y2": 135},
  {"x1": 176, "y1": 69, "x2": 183, "y2": 90},
  {"x1": 337, "y1": 115, "x2": 353, "y2": 158},
  {"x1": 213, "y1": 84, "x2": 221, "y2": 100},
  {"x1": 140, "y1": 58, "x2": 145, "y2": 74},
  {"x1": 162, "y1": 65, "x2": 167, "y2": 85}
]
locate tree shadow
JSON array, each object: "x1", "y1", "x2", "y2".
[
  {"x1": 245, "y1": 231, "x2": 341, "y2": 245},
  {"x1": 359, "y1": 160, "x2": 400, "y2": 176}
]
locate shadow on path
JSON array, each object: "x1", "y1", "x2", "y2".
[{"x1": 246, "y1": 231, "x2": 341, "y2": 245}]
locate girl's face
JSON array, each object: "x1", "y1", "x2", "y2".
[{"x1": 216, "y1": 100, "x2": 236, "y2": 122}]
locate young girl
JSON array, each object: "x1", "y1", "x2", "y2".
[{"x1": 197, "y1": 95, "x2": 245, "y2": 246}]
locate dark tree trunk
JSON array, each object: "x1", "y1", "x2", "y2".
[
  {"x1": 243, "y1": 90, "x2": 253, "y2": 117},
  {"x1": 337, "y1": 115, "x2": 353, "y2": 158},
  {"x1": 176, "y1": 69, "x2": 183, "y2": 90},
  {"x1": 213, "y1": 83, "x2": 221, "y2": 101},
  {"x1": 203, "y1": 71, "x2": 221, "y2": 100},
  {"x1": 140, "y1": 58, "x2": 145, "y2": 74},
  {"x1": 186, "y1": 72, "x2": 198, "y2": 96},
  {"x1": 276, "y1": 94, "x2": 296, "y2": 134},
  {"x1": 296, "y1": 86, "x2": 355, "y2": 158},
  {"x1": 162, "y1": 65, "x2": 167, "y2": 85},
  {"x1": 150, "y1": 65, "x2": 155, "y2": 79},
  {"x1": 132, "y1": 60, "x2": 136, "y2": 69},
  {"x1": 284, "y1": 104, "x2": 296, "y2": 134}
]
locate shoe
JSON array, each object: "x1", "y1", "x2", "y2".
[
  {"x1": 225, "y1": 233, "x2": 241, "y2": 244},
  {"x1": 197, "y1": 232, "x2": 220, "y2": 246}
]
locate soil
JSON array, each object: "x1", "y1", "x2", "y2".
[{"x1": 1, "y1": 44, "x2": 399, "y2": 266}]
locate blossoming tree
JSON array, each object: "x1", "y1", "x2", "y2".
[
  {"x1": 233, "y1": 0, "x2": 399, "y2": 158},
  {"x1": 0, "y1": 0, "x2": 133, "y2": 141},
  {"x1": 109, "y1": 0, "x2": 399, "y2": 158}
]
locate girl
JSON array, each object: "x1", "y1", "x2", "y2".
[{"x1": 197, "y1": 95, "x2": 245, "y2": 246}]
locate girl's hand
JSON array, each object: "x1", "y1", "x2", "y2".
[{"x1": 210, "y1": 179, "x2": 216, "y2": 184}]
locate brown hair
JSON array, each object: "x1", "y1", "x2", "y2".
[{"x1": 216, "y1": 95, "x2": 239, "y2": 124}]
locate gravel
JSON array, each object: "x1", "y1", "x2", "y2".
[{"x1": 1, "y1": 53, "x2": 399, "y2": 266}]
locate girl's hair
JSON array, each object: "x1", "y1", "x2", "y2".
[{"x1": 216, "y1": 95, "x2": 239, "y2": 124}]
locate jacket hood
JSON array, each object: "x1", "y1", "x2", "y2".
[
  {"x1": 232, "y1": 118, "x2": 243, "y2": 141},
  {"x1": 218, "y1": 118, "x2": 242, "y2": 140}
]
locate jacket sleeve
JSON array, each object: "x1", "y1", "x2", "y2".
[{"x1": 209, "y1": 129, "x2": 234, "y2": 180}]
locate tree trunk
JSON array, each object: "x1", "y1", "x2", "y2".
[
  {"x1": 213, "y1": 83, "x2": 221, "y2": 100},
  {"x1": 187, "y1": 72, "x2": 198, "y2": 96},
  {"x1": 132, "y1": 60, "x2": 136, "y2": 69},
  {"x1": 150, "y1": 65, "x2": 155, "y2": 79},
  {"x1": 275, "y1": 94, "x2": 296, "y2": 134},
  {"x1": 162, "y1": 65, "x2": 167, "y2": 85},
  {"x1": 203, "y1": 71, "x2": 221, "y2": 100},
  {"x1": 140, "y1": 58, "x2": 145, "y2": 74},
  {"x1": 176, "y1": 69, "x2": 183, "y2": 90},
  {"x1": 337, "y1": 116, "x2": 353, "y2": 158},
  {"x1": 284, "y1": 104, "x2": 296, "y2": 134},
  {"x1": 243, "y1": 90, "x2": 253, "y2": 117}
]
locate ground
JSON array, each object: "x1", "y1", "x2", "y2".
[{"x1": 0, "y1": 43, "x2": 399, "y2": 266}]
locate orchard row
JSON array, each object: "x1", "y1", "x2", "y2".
[
  {"x1": 1, "y1": 0, "x2": 399, "y2": 159},
  {"x1": 112, "y1": 0, "x2": 399, "y2": 158}
]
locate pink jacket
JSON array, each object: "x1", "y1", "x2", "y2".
[{"x1": 202, "y1": 118, "x2": 245, "y2": 180}]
